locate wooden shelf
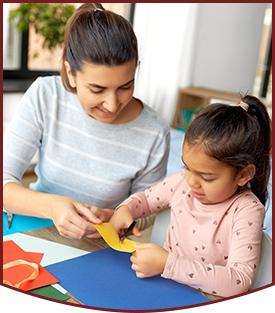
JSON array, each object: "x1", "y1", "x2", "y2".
[{"x1": 172, "y1": 87, "x2": 240, "y2": 129}]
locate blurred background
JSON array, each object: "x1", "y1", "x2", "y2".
[
  {"x1": 3, "y1": 3, "x2": 272, "y2": 122},
  {"x1": 3, "y1": 3, "x2": 272, "y2": 170}
]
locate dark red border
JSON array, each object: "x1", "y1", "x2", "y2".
[
  {"x1": 0, "y1": 284, "x2": 275, "y2": 313},
  {"x1": 0, "y1": 2, "x2": 275, "y2": 313}
]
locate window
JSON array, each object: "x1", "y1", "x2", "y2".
[
  {"x1": 3, "y1": 3, "x2": 136, "y2": 92},
  {"x1": 252, "y1": 4, "x2": 272, "y2": 104}
]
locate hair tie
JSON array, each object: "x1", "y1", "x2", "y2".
[
  {"x1": 94, "y1": 8, "x2": 103, "y2": 12},
  {"x1": 239, "y1": 101, "x2": 249, "y2": 112}
]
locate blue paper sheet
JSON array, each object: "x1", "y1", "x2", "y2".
[
  {"x1": 3, "y1": 212, "x2": 54, "y2": 236},
  {"x1": 45, "y1": 248, "x2": 210, "y2": 310}
]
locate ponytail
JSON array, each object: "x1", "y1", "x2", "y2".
[
  {"x1": 240, "y1": 95, "x2": 272, "y2": 205},
  {"x1": 185, "y1": 94, "x2": 272, "y2": 206}
]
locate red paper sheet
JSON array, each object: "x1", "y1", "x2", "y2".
[{"x1": 3, "y1": 240, "x2": 59, "y2": 291}]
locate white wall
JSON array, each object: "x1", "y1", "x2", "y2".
[
  {"x1": 192, "y1": 3, "x2": 267, "y2": 94},
  {"x1": 3, "y1": 93, "x2": 24, "y2": 135},
  {"x1": 3, "y1": 93, "x2": 39, "y2": 170},
  {"x1": 133, "y1": 3, "x2": 268, "y2": 125},
  {"x1": 133, "y1": 3, "x2": 199, "y2": 125},
  {"x1": 3, "y1": 3, "x2": 268, "y2": 128}
]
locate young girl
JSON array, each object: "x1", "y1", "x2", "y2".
[
  {"x1": 110, "y1": 95, "x2": 271, "y2": 297},
  {"x1": 3, "y1": 4, "x2": 170, "y2": 239}
]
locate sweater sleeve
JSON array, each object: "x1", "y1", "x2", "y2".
[
  {"x1": 3, "y1": 78, "x2": 43, "y2": 189},
  {"x1": 162, "y1": 198, "x2": 265, "y2": 297},
  {"x1": 118, "y1": 173, "x2": 179, "y2": 219}
]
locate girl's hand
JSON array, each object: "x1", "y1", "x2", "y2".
[
  {"x1": 109, "y1": 205, "x2": 142, "y2": 239},
  {"x1": 130, "y1": 243, "x2": 169, "y2": 278},
  {"x1": 51, "y1": 197, "x2": 103, "y2": 239}
]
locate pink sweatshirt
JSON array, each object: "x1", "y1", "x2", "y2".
[{"x1": 120, "y1": 171, "x2": 265, "y2": 297}]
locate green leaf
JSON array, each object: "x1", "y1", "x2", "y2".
[{"x1": 9, "y1": 3, "x2": 76, "y2": 56}]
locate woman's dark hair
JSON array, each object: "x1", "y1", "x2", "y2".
[
  {"x1": 185, "y1": 95, "x2": 272, "y2": 206},
  {"x1": 60, "y1": 3, "x2": 139, "y2": 93}
]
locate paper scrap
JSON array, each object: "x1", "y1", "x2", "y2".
[
  {"x1": 29, "y1": 285, "x2": 70, "y2": 301},
  {"x1": 3, "y1": 212, "x2": 54, "y2": 236},
  {"x1": 3, "y1": 240, "x2": 59, "y2": 291},
  {"x1": 3, "y1": 233, "x2": 90, "y2": 267},
  {"x1": 94, "y1": 223, "x2": 138, "y2": 253}
]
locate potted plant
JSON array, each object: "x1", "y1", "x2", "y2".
[{"x1": 9, "y1": 3, "x2": 76, "y2": 57}]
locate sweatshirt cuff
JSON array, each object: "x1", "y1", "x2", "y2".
[{"x1": 161, "y1": 251, "x2": 177, "y2": 279}]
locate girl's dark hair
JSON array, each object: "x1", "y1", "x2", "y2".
[
  {"x1": 185, "y1": 95, "x2": 272, "y2": 206},
  {"x1": 60, "y1": 3, "x2": 139, "y2": 93}
]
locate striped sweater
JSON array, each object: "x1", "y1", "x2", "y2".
[{"x1": 3, "y1": 76, "x2": 170, "y2": 210}]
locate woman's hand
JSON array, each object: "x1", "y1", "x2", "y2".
[
  {"x1": 50, "y1": 197, "x2": 105, "y2": 239},
  {"x1": 3, "y1": 182, "x2": 113, "y2": 239},
  {"x1": 85, "y1": 206, "x2": 114, "y2": 238},
  {"x1": 130, "y1": 243, "x2": 169, "y2": 278},
  {"x1": 109, "y1": 205, "x2": 142, "y2": 239}
]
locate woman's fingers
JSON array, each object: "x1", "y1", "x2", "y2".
[
  {"x1": 75, "y1": 204, "x2": 102, "y2": 225},
  {"x1": 86, "y1": 206, "x2": 114, "y2": 223},
  {"x1": 56, "y1": 204, "x2": 102, "y2": 239},
  {"x1": 85, "y1": 231, "x2": 102, "y2": 239},
  {"x1": 57, "y1": 220, "x2": 89, "y2": 239}
]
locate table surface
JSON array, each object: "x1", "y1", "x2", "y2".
[{"x1": 23, "y1": 225, "x2": 222, "y2": 305}]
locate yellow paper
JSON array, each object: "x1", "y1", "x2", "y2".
[{"x1": 94, "y1": 223, "x2": 138, "y2": 253}]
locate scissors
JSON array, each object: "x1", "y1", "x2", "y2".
[
  {"x1": 7, "y1": 212, "x2": 13, "y2": 229},
  {"x1": 120, "y1": 221, "x2": 136, "y2": 243}
]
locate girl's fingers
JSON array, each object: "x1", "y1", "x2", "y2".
[
  {"x1": 131, "y1": 263, "x2": 139, "y2": 272},
  {"x1": 132, "y1": 225, "x2": 142, "y2": 238}
]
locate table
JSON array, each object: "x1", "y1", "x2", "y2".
[
  {"x1": 22, "y1": 225, "x2": 222, "y2": 305},
  {"x1": 23, "y1": 225, "x2": 108, "y2": 305}
]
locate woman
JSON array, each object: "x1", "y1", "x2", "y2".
[{"x1": 3, "y1": 3, "x2": 170, "y2": 239}]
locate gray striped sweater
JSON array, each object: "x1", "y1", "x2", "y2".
[{"x1": 3, "y1": 76, "x2": 170, "y2": 210}]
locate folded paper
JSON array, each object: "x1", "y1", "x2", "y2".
[
  {"x1": 94, "y1": 223, "x2": 138, "y2": 253},
  {"x1": 3, "y1": 240, "x2": 59, "y2": 291},
  {"x1": 3, "y1": 259, "x2": 39, "y2": 288}
]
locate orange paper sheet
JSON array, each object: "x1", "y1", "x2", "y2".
[
  {"x1": 3, "y1": 240, "x2": 59, "y2": 291},
  {"x1": 26, "y1": 252, "x2": 44, "y2": 264},
  {"x1": 94, "y1": 223, "x2": 138, "y2": 253}
]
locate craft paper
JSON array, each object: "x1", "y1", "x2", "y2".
[
  {"x1": 26, "y1": 252, "x2": 44, "y2": 264},
  {"x1": 45, "y1": 248, "x2": 210, "y2": 310},
  {"x1": 3, "y1": 259, "x2": 39, "y2": 288},
  {"x1": 3, "y1": 212, "x2": 54, "y2": 236},
  {"x1": 29, "y1": 285, "x2": 70, "y2": 301},
  {"x1": 20, "y1": 253, "x2": 69, "y2": 301},
  {"x1": 3, "y1": 233, "x2": 90, "y2": 266},
  {"x1": 3, "y1": 240, "x2": 59, "y2": 291},
  {"x1": 94, "y1": 222, "x2": 138, "y2": 253},
  {"x1": 3, "y1": 233, "x2": 91, "y2": 297}
]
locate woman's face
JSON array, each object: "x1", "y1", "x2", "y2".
[{"x1": 65, "y1": 60, "x2": 136, "y2": 124}]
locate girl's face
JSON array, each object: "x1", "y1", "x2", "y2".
[
  {"x1": 65, "y1": 60, "x2": 137, "y2": 124},
  {"x1": 182, "y1": 142, "x2": 243, "y2": 205}
]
